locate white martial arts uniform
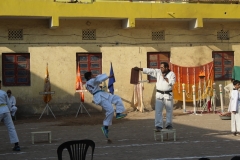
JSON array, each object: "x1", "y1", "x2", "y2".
[
  {"x1": 143, "y1": 68, "x2": 176, "y2": 128},
  {"x1": 228, "y1": 89, "x2": 240, "y2": 133},
  {"x1": 224, "y1": 83, "x2": 234, "y2": 99},
  {"x1": 0, "y1": 90, "x2": 19, "y2": 144},
  {"x1": 8, "y1": 95, "x2": 17, "y2": 116},
  {"x1": 85, "y1": 74, "x2": 125, "y2": 126}
]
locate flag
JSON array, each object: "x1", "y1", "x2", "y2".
[
  {"x1": 76, "y1": 62, "x2": 84, "y2": 102},
  {"x1": 43, "y1": 63, "x2": 52, "y2": 103},
  {"x1": 108, "y1": 62, "x2": 115, "y2": 94}
]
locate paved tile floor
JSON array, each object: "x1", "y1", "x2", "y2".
[{"x1": 0, "y1": 108, "x2": 239, "y2": 160}]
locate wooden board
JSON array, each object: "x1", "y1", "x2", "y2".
[{"x1": 130, "y1": 68, "x2": 139, "y2": 84}]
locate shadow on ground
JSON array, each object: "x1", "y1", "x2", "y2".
[{"x1": 1, "y1": 109, "x2": 240, "y2": 160}]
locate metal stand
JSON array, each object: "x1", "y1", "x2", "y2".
[
  {"x1": 75, "y1": 89, "x2": 90, "y2": 117},
  {"x1": 200, "y1": 101, "x2": 208, "y2": 114},
  {"x1": 76, "y1": 102, "x2": 91, "y2": 117},
  {"x1": 39, "y1": 103, "x2": 56, "y2": 119},
  {"x1": 39, "y1": 91, "x2": 56, "y2": 119}
]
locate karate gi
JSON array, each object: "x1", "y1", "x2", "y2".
[
  {"x1": 228, "y1": 89, "x2": 240, "y2": 133},
  {"x1": 86, "y1": 74, "x2": 125, "y2": 126},
  {"x1": 224, "y1": 83, "x2": 234, "y2": 99},
  {"x1": 8, "y1": 95, "x2": 17, "y2": 116},
  {"x1": 0, "y1": 90, "x2": 19, "y2": 144},
  {"x1": 143, "y1": 68, "x2": 176, "y2": 128}
]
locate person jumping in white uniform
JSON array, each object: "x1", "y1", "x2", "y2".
[
  {"x1": 134, "y1": 62, "x2": 176, "y2": 131},
  {"x1": 6, "y1": 90, "x2": 17, "y2": 118},
  {"x1": 84, "y1": 72, "x2": 127, "y2": 138},
  {"x1": 0, "y1": 80, "x2": 21, "y2": 151}
]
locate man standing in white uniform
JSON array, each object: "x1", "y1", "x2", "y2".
[
  {"x1": 0, "y1": 80, "x2": 21, "y2": 151},
  {"x1": 7, "y1": 90, "x2": 17, "y2": 118},
  {"x1": 224, "y1": 79, "x2": 234, "y2": 99},
  {"x1": 84, "y1": 72, "x2": 127, "y2": 139},
  {"x1": 134, "y1": 62, "x2": 176, "y2": 131},
  {"x1": 228, "y1": 80, "x2": 240, "y2": 136},
  {"x1": 220, "y1": 79, "x2": 235, "y2": 116}
]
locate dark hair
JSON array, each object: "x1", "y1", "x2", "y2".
[
  {"x1": 233, "y1": 80, "x2": 240, "y2": 86},
  {"x1": 160, "y1": 62, "x2": 169, "y2": 68},
  {"x1": 84, "y1": 72, "x2": 92, "y2": 81},
  {"x1": 231, "y1": 78, "x2": 235, "y2": 82},
  {"x1": 7, "y1": 90, "x2": 11, "y2": 94}
]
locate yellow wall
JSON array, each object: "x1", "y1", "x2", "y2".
[
  {"x1": 1, "y1": 0, "x2": 240, "y2": 115},
  {"x1": 1, "y1": 0, "x2": 240, "y2": 29}
]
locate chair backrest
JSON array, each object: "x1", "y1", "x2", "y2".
[{"x1": 57, "y1": 139, "x2": 95, "y2": 160}]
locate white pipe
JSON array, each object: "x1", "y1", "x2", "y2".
[
  {"x1": 213, "y1": 83, "x2": 216, "y2": 113},
  {"x1": 182, "y1": 83, "x2": 186, "y2": 113},
  {"x1": 219, "y1": 84, "x2": 224, "y2": 113},
  {"x1": 199, "y1": 80, "x2": 202, "y2": 108},
  {"x1": 192, "y1": 85, "x2": 196, "y2": 114}
]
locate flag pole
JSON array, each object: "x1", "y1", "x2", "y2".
[
  {"x1": 140, "y1": 61, "x2": 144, "y2": 112},
  {"x1": 75, "y1": 61, "x2": 90, "y2": 117},
  {"x1": 78, "y1": 61, "x2": 83, "y2": 113},
  {"x1": 108, "y1": 62, "x2": 115, "y2": 95}
]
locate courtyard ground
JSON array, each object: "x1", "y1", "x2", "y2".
[{"x1": 0, "y1": 106, "x2": 240, "y2": 160}]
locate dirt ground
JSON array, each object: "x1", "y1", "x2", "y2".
[{"x1": 1, "y1": 106, "x2": 240, "y2": 160}]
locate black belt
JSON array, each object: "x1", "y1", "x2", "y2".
[
  {"x1": 157, "y1": 90, "x2": 172, "y2": 95},
  {"x1": 93, "y1": 90, "x2": 102, "y2": 95}
]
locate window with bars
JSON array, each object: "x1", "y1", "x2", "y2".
[
  {"x1": 8, "y1": 29, "x2": 23, "y2": 40},
  {"x1": 2, "y1": 53, "x2": 30, "y2": 86},
  {"x1": 76, "y1": 53, "x2": 102, "y2": 83},
  {"x1": 217, "y1": 30, "x2": 229, "y2": 40},
  {"x1": 152, "y1": 31, "x2": 165, "y2": 41},
  {"x1": 147, "y1": 52, "x2": 170, "y2": 82},
  {"x1": 82, "y1": 29, "x2": 96, "y2": 40},
  {"x1": 213, "y1": 51, "x2": 234, "y2": 80}
]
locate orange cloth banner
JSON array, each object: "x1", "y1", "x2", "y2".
[
  {"x1": 76, "y1": 63, "x2": 84, "y2": 102},
  {"x1": 43, "y1": 64, "x2": 52, "y2": 103},
  {"x1": 170, "y1": 62, "x2": 214, "y2": 102}
]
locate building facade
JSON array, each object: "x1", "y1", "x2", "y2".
[{"x1": 1, "y1": 0, "x2": 240, "y2": 116}]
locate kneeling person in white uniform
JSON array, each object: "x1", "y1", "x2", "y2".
[
  {"x1": 0, "y1": 81, "x2": 21, "y2": 151},
  {"x1": 7, "y1": 90, "x2": 17, "y2": 118},
  {"x1": 84, "y1": 72, "x2": 127, "y2": 139}
]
